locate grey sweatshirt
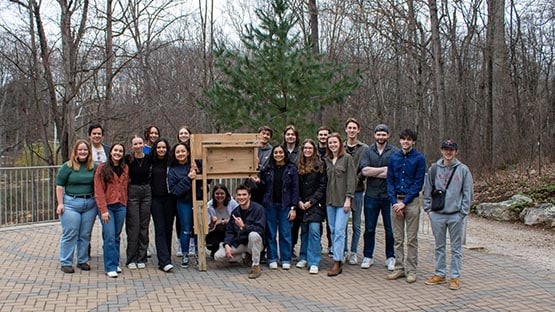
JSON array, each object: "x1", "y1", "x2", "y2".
[{"x1": 423, "y1": 158, "x2": 474, "y2": 215}]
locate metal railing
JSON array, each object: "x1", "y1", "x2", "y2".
[{"x1": 0, "y1": 166, "x2": 59, "y2": 227}]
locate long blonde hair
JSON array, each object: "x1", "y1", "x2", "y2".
[{"x1": 67, "y1": 139, "x2": 94, "y2": 171}]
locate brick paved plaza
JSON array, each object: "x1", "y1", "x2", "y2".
[{"x1": 0, "y1": 220, "x2": 553, "y2": 311}]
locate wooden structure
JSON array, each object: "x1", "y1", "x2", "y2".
[{"x1": 189, "y1": 133, "x2": 259, "y2": 271}]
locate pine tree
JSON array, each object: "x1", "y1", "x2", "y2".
[{"x1": 203, "y1": 0, "x2": 358, "y2": 136}]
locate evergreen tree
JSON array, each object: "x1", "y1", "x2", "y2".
[{"x1": 203, "y1": 0, "x2": 358, "y2": 136}]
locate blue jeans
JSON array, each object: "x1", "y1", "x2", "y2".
[
  {"x1": 345, "y1": 191, "x2": 363, "y2": 253},
  {"x1": 266, "y1": 202, "x2": 292, "y2": 264},
  {"x1": 430, "y1": 212, "x2": 465, "y2": 278},
  {"x1": 327, "y1": 205, "x2": 349, "y2": 262},
  {"x1": 100, "y1": 203, "x2": 126, "y2": 272},
  {"x1": 176, "y1": 199, "x2": 196, "y2": 253},
  {"x1": 59, "y1": 195, "x2": 97, "y2": 266},
  {"x1": 299, "y1": 222, "x2": 322, "y2": 267},
  {"x1": 363, "y1": 195, "x2": 394, "y2": 259}
]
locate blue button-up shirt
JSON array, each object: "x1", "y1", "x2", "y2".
[{"x1": 386, "y1": 148, "x2": 426, "y2": 205}]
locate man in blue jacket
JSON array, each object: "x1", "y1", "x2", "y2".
[
  {"x1": 386, "y1": 129, "x2": 426, "y2": 283},
  {"x1": 214, "y1": 184, "x2": 266, "y2": 279},
  {"x1": 423, "y1": 139, "x2": 473, "y2": 290}
]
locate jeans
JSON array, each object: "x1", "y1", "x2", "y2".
[
  {"x1": 430, "y1": 212, "x2": 465, "y2": 278},
  {"x1": 299, "y1": 222, "x2": 322, "y2": 267},
  {"x1": 126, "y1": 184, "x2": 152, "y2": 264},
  {"x1": 100, "y1": 203, "x2": 126, "y2": 272},
  {"x1": 392, "y1": 199, "x2": 420, "y2": 274},
  {"x1": 327, "y1": 205, "x2": 349, "y2": 262},
  {"x1": 214, "y1": 232, "x2": 264, "y2": 266},
  {"x1": 363, "y1": 195, "x2": 394, "y2": 259},
  {"x1": 151, "y1": 195, "x2": 176, "y2": 267},
  {"x1": 266, "y1": 202, "x2": 292, "y2": 264},
  {"x1": 344, "y1": 191, "x2": 363, "y2": 253},
  {"x1": 59, "y1": 195, "x2": 97, "y2": 266},
  {"x1": 176, "y1": 199, "x2": 196, "y2": 253}
]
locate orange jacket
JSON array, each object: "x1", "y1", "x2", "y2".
[{"x1": 94, "y1": 164, "x2": 129, "y2": 214}]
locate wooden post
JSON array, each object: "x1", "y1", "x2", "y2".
[{"x1": 189, "y1": 133, "x2": 259, "y2": 271}]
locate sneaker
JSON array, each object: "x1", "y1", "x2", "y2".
[
  {"x1": 116, "y1": 266, "x2": 122, "y2": 273},
  {"x1": 309, "y1": 265, "x2": 319, "y2": 274},
  {"x1": 360, "y1": 257, "x2": 374, "y2": 269},
  {"x1": 60, "y1": 266, "x2": 74, "y2": 274},
  {"x1": 106, "y1": 271, "x2": 118, "y2": 278},
  {"x1": 425, "y1": 275, "x2": 446, "y2": 285},
  {"x1": 188, "y1": 240, "x2": 196, "y2": 256},
  {"x1": 282, "y1": 263, "x2": 291, "y2": 270},
  {"x1": 269, "y1": 262, "x2": 278, "y2": 270},
  {"x1": 348, "y1": 253, "x2": 358, "y2": 265},
  {"x1": 342, "y1": 251, "x2": 349, "y2": 263},
  {"x1": 406, "y1": 272, "x2": 417, "y2": 283},
  {"x1": 161, "y1": 264, "x2": 174, "y2": 272},
  {"x1": 137, "y1": 262, "x2": 146, "y2": 269},
  {"x1": 296, "y1": 260, "x2": 307, "y2": 268},
  {"x1": 387, "y1": 269, "x2": 405, "y2": 280},
  {"x1": 449, "y1": 278, "x2": 460, "y2": 290},
  {"x1": 127, "y1": 263, "x2": 137, "y2": 270},
  {"x1": 328, "y1": 248, "x2": 334, "y2": 258},
  {"x1": 385, "y1": 257, "x2": 395, "y2": 271},
  {"x1": 181, "y1": 257, "x2": 190, "y2": 268},
  {"x1": 248, "y1": 265, "x2": 262, "y2": 279},
  {"x1": 77, "y1": 263, "x2": 90, "y2": 271}
]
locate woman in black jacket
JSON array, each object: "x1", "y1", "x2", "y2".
[{"x1": 295, "y1": 139, "x2": 327, "y2": 274}]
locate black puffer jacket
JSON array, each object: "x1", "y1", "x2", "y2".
[{"x1": 299, "y1": 166, "x2": 327, "y2": 223}]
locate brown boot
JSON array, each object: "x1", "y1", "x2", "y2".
[
  {"x1": 248, "y1": 265, "x2": 262, "y2": 279},
  {"x1": 327, "y1": 261, "x2": 343, "y2": 277}
]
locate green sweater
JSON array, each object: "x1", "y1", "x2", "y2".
[{"x1": 56, "y1": 162, "x2": 96, "y2": 195}]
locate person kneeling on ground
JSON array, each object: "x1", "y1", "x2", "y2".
[{"x1": 214, "y1": 184, "x2": 266, "y2": 279}]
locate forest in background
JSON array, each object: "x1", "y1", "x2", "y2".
[{"x1": 0, "y1": 0, "x2": 553, "y2": 174}]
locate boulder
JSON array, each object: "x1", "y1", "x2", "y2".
[
  {"x1": 520, "y1": 203, "x2": 555, "y2": 227},
  {"x1": 474, "y1": 194, "x2": 533, "y2": 221}
]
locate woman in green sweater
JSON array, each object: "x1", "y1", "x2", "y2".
[{"x1": 56, "y1": 139, "x2": 97, "y2": 273}]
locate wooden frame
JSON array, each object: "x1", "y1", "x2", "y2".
[{"x1": 189, "y1": 133, "x2": 259, "y2": 271}]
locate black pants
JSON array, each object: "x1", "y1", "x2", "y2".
[
  {"x1": 151, "y1": 195, "x2": 176, "y2": 267},
  {"x1": 126, "y1": 184, "x2": 152, "y2": 264}
]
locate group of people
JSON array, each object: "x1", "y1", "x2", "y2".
[{"x1": 55, "y1": 119, "x2": 473, "y2": 290}]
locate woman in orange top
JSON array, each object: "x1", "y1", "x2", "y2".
[{"x1": 94, "y1": 143, "x2": 129, "y2": 278}]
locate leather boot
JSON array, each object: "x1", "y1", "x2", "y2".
[{"x1": 327, "y1": 261, "x2": 343, "y2": 276}]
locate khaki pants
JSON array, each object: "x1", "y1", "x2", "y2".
[
  {"x1": 392, "y1": 199, "x2": 420, "y2": 274},
  {"x1": 214, "y1": 232, "x2": 263, "y2": 266}
]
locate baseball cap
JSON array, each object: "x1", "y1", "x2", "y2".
[
  {"x1": 441, "y1": 139, "x2": 458, "y2": 150},
  {"x1": 374, "y1": 124, "x2": 389, "y2": 133}
]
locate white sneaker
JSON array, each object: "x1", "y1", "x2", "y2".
[
  {"x1": 296, "y1": 260, "x2": 307, "y2": 268},
  {"x1": 162, "y1": 264, "x2": 174, "y2": 272},
  {"x1": 106, "y1": 271, "x2": 118, "y2": 278},
  {"x1": 348, "y1": 253, "x2": 358, "y2": 265},
  {"x1": 309, "y1": 265, "x2": 319, "y2": 274},
  {"x1": 360, "y1": 257, "x2": 374, "y2": 269},
  {"x1": 282, "y1": 263, "x2": 291, "y2": 270},
  {"x1": 269, "y1": 262, "x2": 278, "y2": 270},
  {"x1": 127, "y1": 263, "x2": 137, "y2": 270},
  {"x1": 116, "y1": 266, "x2": 122, "y2": 273},
  {"x1": 137, "y1": 262, "x2": 146, "y2": 269},
  {"x1": 188, "y1": 240, "x2": 196, "y2": 256},
  {"x1": 386, "y1": 257, "x2": 396, "y2": 271},
  {"x1": 342, "y1": 251, "x2": 349, "y2": 263}
]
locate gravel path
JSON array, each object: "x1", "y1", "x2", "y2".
[{"x1": 465, "y1": 215, "x2": 555, "y2": 271}]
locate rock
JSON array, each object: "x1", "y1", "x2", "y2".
[
  {"x1": 520, "y1": 203, "x2": 555, "y2": 227},
  {"x1": 474, "y1": 194, "x2": 533, "y2": 221}
]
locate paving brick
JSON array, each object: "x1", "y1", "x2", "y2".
[{"x1": 0, "y1": 221, "x2": 553, "y2": 311}]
